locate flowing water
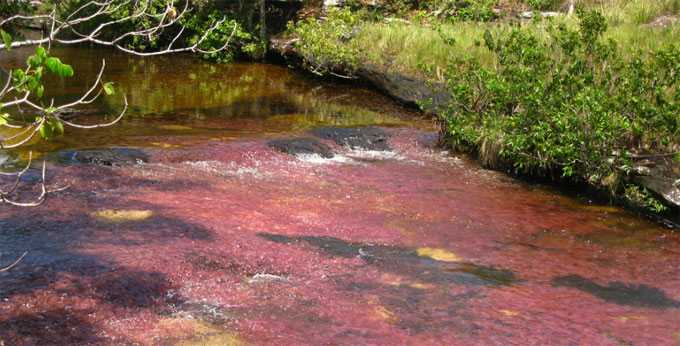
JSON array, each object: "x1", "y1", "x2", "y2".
[{"x1": 0, "y1": 46, "x2": 679, "y2": 345}]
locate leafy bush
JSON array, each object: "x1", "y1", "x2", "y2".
[
  {"x1": 437, "y1": 0, "x2": 498, "y2": 22},
  {"x1": 437, "y1": 7, "x2": 679, "y2": 203},
  {"x1": 287, "y1": 8, "x2": 360, "y2": 75},
  {"x1": 525, "y1": 0, "x2": 564, "y2": 11},
  {"x1": 379, "y1": 0, "x2": 498, "y2": 22},
  {"x1": 0, "y1": 0, "x2": 33, "y2": 37}
]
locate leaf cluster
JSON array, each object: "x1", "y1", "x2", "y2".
[
  {"x1": 437, "y1": 8, "x2": 679, "y2": 210},
  {"x1": 0, "y1": 36, "x2": 116, "y2": 142},
  {"x1": 287, "y1": 8, "x2": 360, "y2": 75}
]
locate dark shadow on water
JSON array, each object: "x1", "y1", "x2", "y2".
[
  {"x1": 552, "y1": 274, "x2": 680, "y2": 309},
  {"x1": 257, "y1": 233, "x2": 518, "y2": 287},
  {"x1": 0, "y1": 309, "x2": 109, "y2": 345},
  {"x1": 0, "y1": 171, "x2": 219, "y2": 344}
]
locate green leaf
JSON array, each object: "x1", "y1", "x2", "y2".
[
  {"x1": 58, "y1": 64, "x2": 74, "y2": 77},
  {"x1": 27, "y1": 55, "x2": 41, "y2": 68},
  {"x1": 39, "y1": 122, "x2": 54, "y2": 141},
  {"x1": 46, "y1": 57, "x2": 61, "y2": 73},
  {"x1": 36, "y1": 85, "x2": 44, "y2": 99},
  {"x1": 103, "y1": 82, "x2": 115, "y2": 95},
  {"x1": 12, "y1": 69, "x2": 24, "y2": 81},
  {"x1": 1, "y1": 30, "x2": 12, "y2": 51},
  {"x1": 27, "y1": 78, "x2": 38, "y2": 91},
  {"x1": 36, "y1": 46, "x2": 47, "y2": 60},
  {"x1": 49, "y1": 117, "x2": 64, "y2": 135}
]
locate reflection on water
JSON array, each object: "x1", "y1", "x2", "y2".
[{"x1": 0, "y1": 45, "x2": 423, "y2": 165}]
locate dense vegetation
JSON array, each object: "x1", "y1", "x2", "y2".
[{"x1": 437, "y1": 8, "x2": 678, "y2": 211}]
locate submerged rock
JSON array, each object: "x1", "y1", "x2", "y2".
[
  {"x1": 58, "y1": 147, "x2": 149, "y2": 167},
  {"x1": 257, "y1": 233, "x2": 518, "y2": 287},
  {"x1": 552, "y1": 274, "x2": 680, "y2": 309},
  {"x1": 267, "y1": 138, "x2": 335, "y2": 158},
  {"x1": 312, "y1": 126, "x2": 392, "y2": 151}
]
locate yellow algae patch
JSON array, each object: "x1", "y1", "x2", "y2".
[
  {"x1": 156, "y1": 317, "x2": 214, "y2": 339},
  {"x1": 176, "y1": 333, "x2": 247, "y2": 346},
  {"x1": 611, "y1": 315, "x2": 649, "y2": 323},
  {"x1": 496, "y1": 309, "x2": 520, "y2": 317},
  {"x1": 159, "y1": 125, "x2": 194, "y2": 131},
  {"x1": 578, "y1": 205, "x2": 623, "y2": 214},
  {"x1": 210, "y1": 136, "x2": 237, "y2": 141},
  {"x1": 151, "y1": 142, "x2": 180, "y2": 149},
  {"x1": 366, "y1": 295, "x2": 398, "y2": 324},
  {"x1": 673, "y1": 332, "x2": 680, "y2": 342},
  {"x1": 155, "y1": 318, "x2": 247, "y2": 346},
  {"x1": 380, "y1": 275, "x2": 434, "y2": 290},
  {"x1": 216, "y1": 183, "x2": 239, "y2": 191},
  {"x1": 385, "y1": 219, "x2": 419, "y2": 242},
  {"x1": 372, "y1": 305, "x2": 397, "y2": 324},
  {"x1": 408, "y1": 282, "x2": 434, "y2": 290},
  {"x1": 91, "y1": 209, "x2": 152, "y2": 223},
  {"x1": 416, "y1": 247, "x2": 462, "y2": 262}
]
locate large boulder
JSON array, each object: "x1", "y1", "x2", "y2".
[
  {"x1": 268, "y1": 138, "x2": 335, "y2": 158},
  {"x1": 58, "y1": 147, "x2": 149, "y2": 167},
  {"x1": 312, "y1": 126, "x2": 391, "y2": 151}
]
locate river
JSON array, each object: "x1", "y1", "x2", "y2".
[{"x1": 0, "y1": 46, "x2": 678, "y2": 345}]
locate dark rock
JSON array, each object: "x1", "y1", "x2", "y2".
[
  {"x1": 312, "y1": 126, "x2": 391, "y2": 151},
  {"x1": 258, "y1": 233, "x2": 518, "y2": 287},
  {"x1": 355, "y1": 64, "x2": 452, "y2": 113},
  {"x1": 627, "y1": 154, "x2": 680, "y2": 211},
  {"x1": 53, "y1": 108, "x2": 99, "y2": 121},
  {"x1": 58, "y1": 147, "x2": 149, "y2": 167},
  {"x1": 631, "y1": 175, "x2": 680, "y2": 209},
  {"x1": 552, "y1": 274, "x2": 680, "y2": 309},
  {"x1": 268, "y1": 138, "x2": 335, "y2": 158}
]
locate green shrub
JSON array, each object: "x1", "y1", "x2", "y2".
[
  {"x1": 0, "y1": 0, "x2": 33, "y2": 38},
  {"x1": 287, "y1": 8, "x2": 360, "y2": 76},
  {"x1": 525, "y1": 0, "x2": 564, "y2": 11},
  {"x1": 438, "y1": 7, "x2": 679, "y2": 202}
]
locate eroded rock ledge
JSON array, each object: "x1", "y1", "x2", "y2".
[{"x1": 269, "y1": 38, "x2": 451, "y2": 112}]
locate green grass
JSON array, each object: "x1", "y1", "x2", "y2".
[
  {"x1": 346, "y1": 0, "x2": 680, "y2": 79},
  {"x1": 354, "y1": 21, "x2": 492, "y2": 77}
]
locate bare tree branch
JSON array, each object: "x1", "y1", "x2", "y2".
[
  {"x1": 0, "y1": 0, "x2": 236, "y2": 207},
  {"x1": 0, "y1": 251, "x2": 28, "y2": 272}
]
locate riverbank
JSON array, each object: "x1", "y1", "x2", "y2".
[{"x1": 270, "y1": 2, "x2": 680, "y2": 219}]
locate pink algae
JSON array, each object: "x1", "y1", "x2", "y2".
[{"x1": 0, "y1": 127, "x2": 678, "y2": 345}]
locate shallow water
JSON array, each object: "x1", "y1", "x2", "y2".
[{"x1": 1, "y1": 47, "x2": 679, "y2": 345}]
